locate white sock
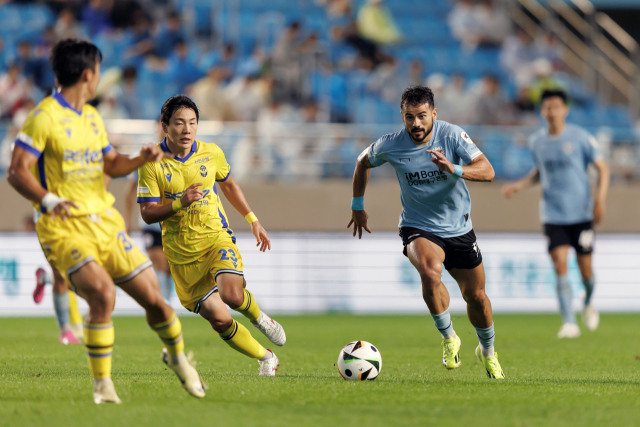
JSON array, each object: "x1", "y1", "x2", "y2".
[
  {"x1": 172, "y1": 352, "x2": 187, "y2": 365},
  {"x1": 442, "y1": 330, "x2": 457, "y2": 340},
  {"x1": 481, "y1": 346, "x2": 495, "y2": 358},
  {"x1": 260, "y1": 349, "x2": 273, "y2": 361}
]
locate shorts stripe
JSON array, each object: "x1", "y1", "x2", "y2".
[
  {"x1": 214, "y1": 269, "x2": 244, "y2": 279},
  {"x1": 66, "y1": 256, "x2": 95, "y2": 278},
  {"x1": 113, "y1": 260, "x2": 153, "y2": 284},
  {"x1": 193, "y1": 285, "x2": 219, "y2": 314}
]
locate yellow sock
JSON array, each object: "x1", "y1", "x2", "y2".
[
  {"x1": 150, "y1": 312, "x2": 184, "y2": 356},
  {"x1": 68, "y1": 290, "x2": 82, "y2": 326},
  {"x1": 83, "y1": 322, "x2": 114, "y2": 380},
  {"x1": 233, "y1": 289, "x2": 261, "y2": 322},
  {"x1": 219, "y1": 319, "x2": 266, "y2": 359}
]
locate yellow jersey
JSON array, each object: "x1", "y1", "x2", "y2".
[
  {"x1": 15, "y1": 92, "x2": 115, "y2": 216},
  {"x1": 137, "y1": 138, "x2": 235, "y2": 265}
]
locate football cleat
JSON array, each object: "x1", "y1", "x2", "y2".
[
  {"x1": 59, "y1": 330, "x2": 81, "y2": 345},
  {"x1": 557, "y1": 323, "x2": 581, "y2": 339},
  {"x1": 581, "y1": 305, "x2": 599, "y2": 331},
  {"x1": 442, "y1": 335, "x2": 461, "y2": 370},
  {"x1": 258, "y1": 349, "x2": 279, "y2": 377},
  {"x1": 70, "y1": 323, "x2": 84, "y2": 341},
  {"x1": 33, "y1": 268, "x2": 48, "y2": 304},
  {"x1": 93, "y1": 378, "x2": 121, "y2": 404},
  {"x1": 251, "y1": 312, "x2": 286, "y2": 347},
  {"x1": 475, "y1": 345, "x2": 505, "y2": 379},
  {"x1": 162, "y1": 349, "x2": 206, "y2": 398}
]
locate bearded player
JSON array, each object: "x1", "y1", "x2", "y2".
[
  {"x1": 348, "y1": 86, "x2": 504, "y2": 379},
  {"x1": 8, "y1": 39, "x2": 205, "y2": 403}
]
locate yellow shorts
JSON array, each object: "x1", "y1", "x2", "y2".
[
  {"x1": 169, "y1": 232, "x2": 244, "y2": 313},
  {"x1": 36, "y1": 208, "x2": 151, "y2": 285}
]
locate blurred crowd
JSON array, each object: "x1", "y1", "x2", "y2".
[{"x1": 0, "y1": 0, "x2": 635, "y2": 180}]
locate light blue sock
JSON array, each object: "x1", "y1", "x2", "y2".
[
  {"x1": 431, "y1": 309, "x2": 454, "y2": 338},
  {"x1": 557, "y1": 274, "x2": 576, "y2": 324},
  {"x1": 475, "y1": 324, "x2": 495, "y2": 349},
  {"x1": 52, "y1": 291, "x2": 70, "y2": 330},
  {"x1": 157, "y1": 271, "x2": 173, "y2": 303},
  {"x1": 582, "y1": 276, "x2": 595, "y2": 306}
]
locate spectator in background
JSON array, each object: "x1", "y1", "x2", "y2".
[
  {"x1": 218, "y1": 43, "x2": 238, "y2": 81},
  {"x1": 188, "y1": 67, "x2": 236, "y2": 121},
  {"x1": 97, "y1": 89, "x2": 129, "y2": 119},
  {"x1": 81, "y1": 0, "x2": 113, "y2": 36},
  {"x1": 475, "y1": 0, "x2": 510, "y2": 47},
  {"x1": 331, "y1": 22, "x2": 389, "y2": 67},
  {"x1": 12, "y1": 98, "x2": 35, "y2": 129},
  {"x1": 166, "y1": 41, "x2": 201, "y2": 92},
  {"x1": 55, "y1": 8, "x2": 86, "y2": 40},
  {"x1": 0, "y1": 64, "x2": 30, "y2": 118},
  {"x1": 535, "y1": 32, "x2": 562, "y2": 68},
  {"x1": 448, "y1": 0, "x2": 480, "y2": 50},
  {"x1": 528, "y1": 58, "x2": 564, "y2": 105},
  {"x1": 226, "y1": 74, "x2": 272, "y2": 122},
  {"x1": 153, "y1": 11, "x2": 185, "y2": 58},
  {"x1": 471, "y1": 75, "x2": 514, "y2": 125},
  {"x1": 273, "y1": 22, "x2": 303, "y2": 101},
  {"x1": 118, "y1": 66, "x2": 142, "y2": 119},
  {"x1": 437, "y1": 73, "x2": 472, "y2": 124},
  {"x1": 123, "y1": 13, "x2": 154, "y2": 66},
  {"x1": 111, "y1": 0, "x2": 144, "y2": 29},
  {"x1": 0, "y1": 124, "x2": 18, "y2": 174},
  {"x1": 500, "y1": 29, "x2": 537, "y2": 87},
  {"x1": 356, "y1": 0, "x2": 401, "y2": 45}
]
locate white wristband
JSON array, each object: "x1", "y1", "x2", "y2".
[{"x1": 41, "y1": 193, "x2": 67, "y2": 211}]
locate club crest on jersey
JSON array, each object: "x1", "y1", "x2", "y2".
[
  {"x1": 563, "y1": 142, "x2": 573, "y2": 154},
  {"x1": 461, "y1": 131, "x2": 474, "y2": 145},
  {"x1": 200, "y1": 165, "x2": 208, "y2": 177},
  {"x1": 165, "y1": 173, "x2": 172, "y2": 182}
]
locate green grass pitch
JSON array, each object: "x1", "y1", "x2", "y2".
[{"x1": 1, "y1": 314, "x2": 639, "y2": 427}]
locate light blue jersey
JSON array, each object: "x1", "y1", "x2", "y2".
[
  {"x1": 529, "y1": 124, "x2": 602, "y2": 225},
  {"x1": 368, "y1": 120, "x2": 483, "y2": 237}
]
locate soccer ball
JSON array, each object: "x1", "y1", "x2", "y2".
[{"x1": 337, "y1": 340, "x2": 382, "y2": 381}]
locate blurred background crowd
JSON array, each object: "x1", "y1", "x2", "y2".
[{"x1": 0, "y1": 0, "x2": 639, "y2": 181}]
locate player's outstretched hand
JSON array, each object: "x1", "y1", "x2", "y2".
[
  {"x1": 141, "y1": 144, "x2": 175, "y2": 162},
  {"x1": 179, "y1": 182, "x2": 204, "y2": 208},
  {"x1": 251, "y1": 222, "x2": 271, "y2": 252},
  {"x1": 51, "y1": 200, "x2": 79, "y2": 221},
  {"x1": 501, "y1": 182, "x2": 519, "y2": 198},
  {"x1": 347, "y1": 209, "x2": 371, "y2": 239},
  {"x1": 426, "y1": 149, "x2": 454, "y2": 174}
]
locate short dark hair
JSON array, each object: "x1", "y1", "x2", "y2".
[
  {"x1": 540, "y1": 89, "x2": 568, "y2": 105},
  {"x1": 161, "y1": 95, "x2": 199, "y2": 124},
  {"x1": 401, "y1": 85, "x2": 435, "y2": 110},
  {"x1": 50, "y1": 39, "x2": 103, "y2": 87}
]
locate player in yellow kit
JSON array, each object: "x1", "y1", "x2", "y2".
[
  {"x1": 137, "y1": 95, "x2": 286, "y2": 376},
  {"x1": 8, "y1": 39, "x2": 205, "y2": 404}
]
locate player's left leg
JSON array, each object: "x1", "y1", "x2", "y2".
[
  {"x1": 217, "y1": 273, "x2": 286, "y2": 347},
  {"x1": 51, "y1": 267, "x2": 82, "y2": 345},
  {"x1": 197, "y1": 283, "x2": 279, "y2": 377},
  {"x1": 451, "y1": 264, "x2": 504, "y2": 379},
  {"x1": 117, "y1": 267, "x2": 205, "y2": 398},
  {"x1": 577, "y1": 253, "x2": 599, "y2": 331}
]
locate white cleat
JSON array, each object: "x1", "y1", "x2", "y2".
[
  {"x1": 162, "y1": 349, "x2": 206, "y2": 398},
  {"x1": 251, "y1": 312, "x2": 286, "y2": 347},
  {"x1": 70, "y1": 322, "x2": 84, "y2": 341},
  {"x1": 582, "y1": 305, "x2": 600, "y2": 331},
  {"x1": 93, "y1": 378, "x2": 121, "y2": 404},
  {"x1": 258, "y1": 349, "x2": 279, "y2": 377},
  {"x1": 557, "y1": 323, "x2": 581, "y2": 339}
]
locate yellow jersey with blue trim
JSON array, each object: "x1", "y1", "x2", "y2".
[
  {"x1": 136, "y1": 138, "x2": 235, "y2": 265},
  {"x1": 15, "y1": 92, "x2": 115, "y2": 216}
]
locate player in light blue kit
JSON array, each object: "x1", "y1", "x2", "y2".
[
  {"x1": 502, "y1": 90, "x2": 610, "y2": 339},
  {"x1": 348, "y1": 86, "x2": 504, "y2": 379}
]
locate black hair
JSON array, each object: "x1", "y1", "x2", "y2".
[
  {"x1": 122, "y1": 66, "x2": 137, "y2": 80},
  {"x1": 401, "y1": 85, "x2": 435, "y2": 110},
  {"x1": 160, "y1": 95, "x2": 199, "y2": 124},
  {"x1": 50, "y1": 39, "x2": 103, "y2": 87},
  {"x1": 540, "y1": 89, "x2": 568, "y2": 105}
]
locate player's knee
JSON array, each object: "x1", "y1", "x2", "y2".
[
  {"x1": 418, "y1": 262, "x2": 442, "y2": 289},
  {"x1": 87, "y1": 282, "x2": 115, "y2": 312},
  {"x1": 220, "y1": 289, "x2": 244, "y2": 309},
  {"x1": 209, "y1": 316, "x2": 233, "y2": 333},
  {"x1": 462, "y1": 288, "x2": 487, "y2": 307}
]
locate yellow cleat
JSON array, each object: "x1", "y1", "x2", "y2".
[
  {"x1": 475, "y1": 345, "x2": 505, "y2": 379},
  {"x1": 442, "y1": 335, "x2": 461, "y2": 370}
]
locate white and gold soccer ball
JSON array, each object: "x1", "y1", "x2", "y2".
[{"x1": 337, "y1": 340, "x2": 382, "y2": 381}]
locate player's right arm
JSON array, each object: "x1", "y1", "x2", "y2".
[
  {"x1": 7, "y1": 111, "x2": 78, "y2": 220},
  {"x1": 501, "y1": 167, "x2": 540, "y2": 198},
  {"x1": 347, "y1": 145, "x2": 381, "y2": 239}
]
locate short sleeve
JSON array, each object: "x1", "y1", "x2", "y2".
[
  {"x1": 368, "y1": 139, "x2": 387, "y2": 167},
  {"x1": 15, "y1": 109, "x2": 52, "y2": 157},
  {"x1": 215, "y1": 147, "x2": 231, "y2": 182},
  {"x1": 137, "y1": 162, "x2": 161, "y2": 203},
  {"x1": 451, "y1": 128, "x2": 482, "y2": 164},
  {"x1": 92, "y1": 112, "x2": 113, "y2": 154},
  {"x1": 583, "y1": 133, "x2": 602, "y2": 164}
]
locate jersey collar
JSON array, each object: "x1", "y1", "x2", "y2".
[
  {"x1": 52, "y1": 90, "x2": 83, "y2": 115},
  {"x1": 160, "y1": 138, "x2": 198, "y2": 163}
]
